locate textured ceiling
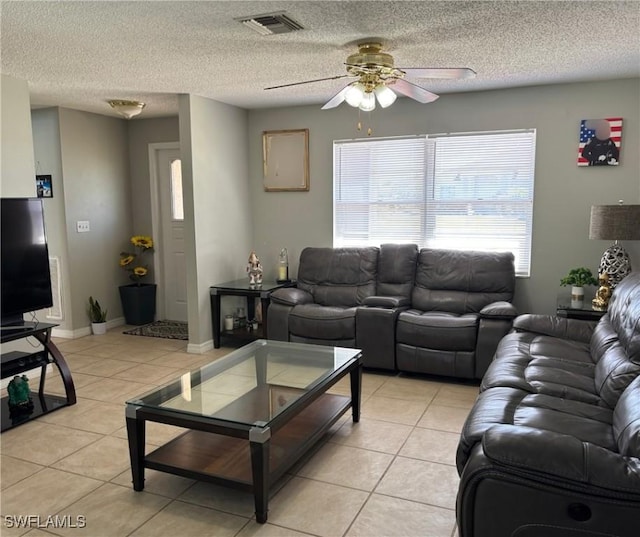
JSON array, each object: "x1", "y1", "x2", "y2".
[{"x1": 1, "y1": 1, "x2": 639, "y2": 118}]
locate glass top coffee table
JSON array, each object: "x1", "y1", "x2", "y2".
[{"x1": 126, "y1": 339, "x2": 362, "y2": 523}]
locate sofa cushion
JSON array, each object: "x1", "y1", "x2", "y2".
[
  {"x1": 396, "y1": 309, "x2": 478, "y2": 351},
  {"x1": 607, "y1": 272, "x2": 640, "y2": 363},
  {"x1": 296, "y1": 247, "x2": 378, "y2": 307},
  {"x1": 613, "y1": 375, "x2": 640, "y2": 457},
  {"x1": 594, "y1": 342, "x2": 640, "y2": 409},
  {"x1": 481, "y1": 331, "x2": 599, "y2": 404},
  {"x1": 396, "y1": 310, "x2": 478, "y2": 351},
  {"x1": 412, "y1": 248, "x2": 515, "y2": 314},
  {"x1": 456, "y1": 386, "x2": 619, "y2": 473},
  {"x1": 288, "y1": 304, "x2": 357, "y2": 341},
  {"x1": 513, "y1": 394, "x2": 615, "y2": 451},
  {"x1": 376, "y1": 243, "x2": 417, "y2": 298}
]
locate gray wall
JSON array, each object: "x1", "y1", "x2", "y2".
[
  {"x1": 1, "y1": 75, "x2": 36, "y2": 195},
  {"x1": 128, "y1": 116, "x2": 180, "y2": 234},
  {"x1": 31, "y1": 108, "x2": 74, "y2": 332},
  {"x1": 58, "y1": 108, "x2": 132, "y2": 327},
  {"x1": 127, "y1": 116, "x2": 180, "y2": 286},
  {"x1": 0, "y1": 75, "x2": 38, "y2": 353},
  {"x1": 179, "y1": 95, "x2": 251, "y2": 348},
  {"x1": 248, "y1": 78, "x2": 640, "y2": 314}
]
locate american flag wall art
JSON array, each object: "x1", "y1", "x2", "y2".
[{"x1": 577, "y1": 117, "x2": 622, "y2": 166}]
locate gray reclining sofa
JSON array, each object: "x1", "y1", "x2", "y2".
[
  {"x1": 455, "y1": 271, "x2": 640, "y2": 536},
  {"x1": 267, "y1": 244, "x2": 517, "y2": 379}
]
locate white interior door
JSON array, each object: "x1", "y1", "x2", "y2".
[{"x1": 157, "y1": 148, "x2": 187, "y2": 322}]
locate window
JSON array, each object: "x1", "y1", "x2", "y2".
[
  {"x1": 333, "y1": 130, "x2": 536, "y2": 276},
  {"x1": 170, "y1": 158, "x2": 184, "y2": 221}
]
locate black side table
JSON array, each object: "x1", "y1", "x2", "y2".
[
  {"x1": 209, "y1": 279, "x2": 295, "y2": 348},
  {"x1": 556, "y1": 304, "x2": 607, "y2": 321}
]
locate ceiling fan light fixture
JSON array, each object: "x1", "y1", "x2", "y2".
[
  {"x1": 374, "y1": 85, "x2": 397, "y2": 108},
  {"x1": 345, "y1": 84, "x2": 365, "y2": 107},
  {"x1": 108, "y1": 99, "x2": 145, "y2": 119},
  {"x1": 359, "y1": 92, "x2": 376, "y2": 112}
]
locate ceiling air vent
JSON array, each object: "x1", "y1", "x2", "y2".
[{"x1": 236, "y1": 12, "x2": 304, "y2": 35}]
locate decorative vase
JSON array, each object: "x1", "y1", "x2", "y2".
[
  {"x1": 570, "y1": 285, "x2": 584, "y2": 309},
  {"x1": 119, "y1": 283, "x2": 156, "y2": 325},
  {"x1": 91, "y1": 322, "x2": 107, "y2": 335}
]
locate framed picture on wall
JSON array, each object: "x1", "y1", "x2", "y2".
[
  {"x1": 36, "y1": 175, "x2": 53, "y2": 198},
  {"x1": 577, "y1": 118, "x2": 622, "y2": 166},
  {"x1": 262, "y1": 129, "x2": 309, "y2": 191}
]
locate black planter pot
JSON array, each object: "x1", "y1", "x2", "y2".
[{"x1": 119, "y1": 283, "x2": 156, "y2": 325}]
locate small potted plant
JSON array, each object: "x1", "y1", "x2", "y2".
[
  {"x1": 560, "y1": 267, "x2": 598, "y2": 308},
  {"x1": 88, "y1": 296, "x2": 108, "y2": 335}
]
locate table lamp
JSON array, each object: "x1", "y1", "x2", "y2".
[{"x1": 589, "y1": 201, "x2": 640, "y2": 288}]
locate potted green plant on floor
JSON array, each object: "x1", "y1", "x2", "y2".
[
  {"x1": 560, "y1": 267, "x2": 598, "y2": 309},
  {"x1": 88, "y1": 296, "x2": 108, "y2": 335},
  {"x1": 119, "y1": 235, "x2": 156, "y2": 325}
]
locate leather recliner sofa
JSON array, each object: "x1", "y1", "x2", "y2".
[
  {"x1": 267, "y1": 244, "x2": 517, "y2": 379},
  {"x1": 455, "y1": 271, "x2": 640, "y2": 537}
]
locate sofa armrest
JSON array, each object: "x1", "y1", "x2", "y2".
[
  {"x1": 480, "y1": 301, "x2": 517, "y2": 320},
  {"x1": 362, "y1": 295, "x2": 410, "y2": 308},
  {"x1": 482, "y1": 424, "x2": 640, "y2": 494},
  {"x1": 270, "y1": 288, "x2": 313, "y2": 307},
  {"x1": 512, "y1": 313, "x2": 597, "y2": 343}
]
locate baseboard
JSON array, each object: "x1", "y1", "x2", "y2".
[
  {"x1": 187, "y1": 339, "x2": 213, "y2": 354},
  {"x1": 51, "y1": 317, "x2": 125, "y2": 339}
]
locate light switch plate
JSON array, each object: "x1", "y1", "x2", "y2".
[{"x1": 76, "y1": 220, "x2": 90, "y2": 233}]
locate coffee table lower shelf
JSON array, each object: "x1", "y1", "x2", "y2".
[{"x1": 139, "y1": 392, "x2": 352, "y2": 519}]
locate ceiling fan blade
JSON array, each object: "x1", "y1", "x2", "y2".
[
  {"x1": 398, "y1": 67, "x2": 477, "y2": 79},
  {"x1": 264, "y1": 74, "x2": 352, "y2": 90},
  {"x1": 321, "y1": 85, "x2": 353, "y2": 110},
  {"x1": 391, "y1": 79, "x2": 439, "y2": 103}
]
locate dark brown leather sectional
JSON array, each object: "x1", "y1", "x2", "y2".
[
  {"x1": 455, "y1": 271, "x2": 640, "y2": 537},
  {"x1": 267, "y1": 244, "x2": 517, "y2": 379}
]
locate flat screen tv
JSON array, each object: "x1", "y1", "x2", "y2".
[{"x1": 1, "y1": 198, "x2": 53, "y2": 328}]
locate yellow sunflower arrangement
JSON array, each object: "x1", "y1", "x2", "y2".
[{"x1": 120, "y1": 235, "x2": 154, "y2": 284}]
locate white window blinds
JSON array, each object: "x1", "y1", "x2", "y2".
[
  {"x1": 334, "y1": 136, "x2": 427, "y2": 246},
  {"x1": 333, "y1": 130, "x2": 536, "y2": 276}
]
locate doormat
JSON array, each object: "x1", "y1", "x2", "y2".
[{"x1": 123, "y1": 320, "x2": 188, "y2": 340}]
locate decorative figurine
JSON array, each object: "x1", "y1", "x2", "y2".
[
  {"x1": 592, "y1": 272, "x2": 612, "y2": 311},
  {"x1": 246, "y1": 251, "x2": 263, "y2": 287},
  {"x1": 7, "y1": 375, "x2": 33, "y2": 412}
]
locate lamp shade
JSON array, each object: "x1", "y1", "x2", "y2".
[
  {"x1": 589, "y1": 204, "x2": 640, "y2": 240},
  {"x1": 374, "y1": 85, "x2": 397, "y2": 108},
  {"x1": 359, "y1": 92, "x2": 376, "y2": 112},
  {"x1": 345, "y1": 84, "x2": 364, "y2": 107}
]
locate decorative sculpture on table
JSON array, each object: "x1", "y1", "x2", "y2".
[
  {"x1": 592, "y1": 272, "x2": 613, "y2": 311},
  {"x1": 7, "y1": 375, "x2": 34, "y2": 414},
  {"x1": 247, "y1": 251, "x2": 263, "y2": 287}
]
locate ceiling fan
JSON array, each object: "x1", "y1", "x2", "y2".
[{"x1": 264, "y1": 42, "x2": 476, "y2": 111}]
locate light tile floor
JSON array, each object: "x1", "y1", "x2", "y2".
[{"x1": 1, "y1": 328, "x2": 478, "y2": 537}]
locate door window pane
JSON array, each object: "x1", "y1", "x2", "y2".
[{"x1": 170, "y1": 159, "x2": 184, "y2": 221}]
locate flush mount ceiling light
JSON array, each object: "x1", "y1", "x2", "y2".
[{"x1": 108, "y1": 100, "x2": 145, "y2": 119}]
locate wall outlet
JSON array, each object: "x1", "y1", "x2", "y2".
[{"x1": 76, "y1": 220, "x2": 90, "y2": 233}]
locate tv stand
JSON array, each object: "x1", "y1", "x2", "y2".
[{"x1": 1, "y1": 322, "x2": 76, "y2": 432}]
